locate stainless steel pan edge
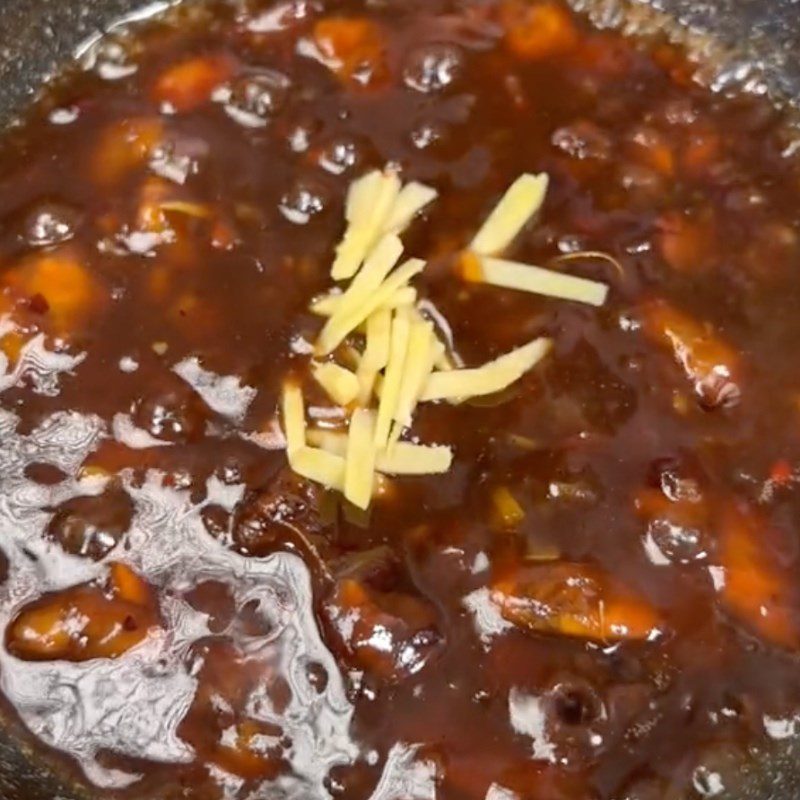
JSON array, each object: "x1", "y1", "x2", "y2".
[{"x1": 0, "y1": 0, "x2": 799, "y2": 798}]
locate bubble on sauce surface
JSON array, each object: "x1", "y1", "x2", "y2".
[
  {"x1": 644, "y1": 518, "x2": 708, "y2": 565},
  {"x1": 149, "y1": 136, "x2": 209, "y2": 185},
  {"x1": 279, "y1": 180, "x2": 329, "y2": 225},
  {"x1": 216, "y1": 69, "x2": 292, "y2": 128},
  {"x1": 131, "y1": 378, "x2": 211, "y2": 444},
  {"x1": 410, "y1": 121, "x2": 447, "y2": 151},
  {"x1": 552, "y1": 121, "x2": 612, "y2": 161},
  {"x1": 402, "y1": 43, "x2": 464, "y2": 93},
  {"x1": 24, "y1": 202, "x2": 82, "y2": 248},
  {"x1": 647, "y1": 456, "x2": 704, "y2": 503},
  {"x1": 318, "y1": 137, "x2": 362, "y2": 175}
]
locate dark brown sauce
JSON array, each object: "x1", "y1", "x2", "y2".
[{"x1": 1, "y1": 1, "x2": 800, "y2": 798}]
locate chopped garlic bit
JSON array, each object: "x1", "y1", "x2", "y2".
[
  {"x1": 282, "y1": 382, "x2": 306, "y2": 455},
  {"x1": 473, "y1": 255, "x2": 608, "y2": 307},
  {"x1": 470, "y1": 173, "x2": 549, "y2": 256},
  {"x1": 345, "y1": 409, "x2": 377, "y2": 509},
  {"x1": 421, "y1": 337, "x2": 552, "y2": 402},
  {"x1": 313, "y1": 361, "x2": 360, "y2": 406}
]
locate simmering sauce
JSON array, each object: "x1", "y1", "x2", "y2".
[{"x1": 1, "y1": 0, "x2": 800, "y2": 797}]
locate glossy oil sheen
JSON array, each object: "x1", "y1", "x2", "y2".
[{"x1": 0, "y1": 1, "x2": 799, "y2": 798}]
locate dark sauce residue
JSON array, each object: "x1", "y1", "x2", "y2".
[{"x1": 0, "y1": 0, "x2": 799, "y2": 798}]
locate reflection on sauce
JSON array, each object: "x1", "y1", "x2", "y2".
[{"x1": 0, "y1": 0, "x2": 799, "y2": 797}]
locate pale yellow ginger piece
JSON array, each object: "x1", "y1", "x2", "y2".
[
  {"x1": 374, "y1": 308, "x2": 411, "y2": 447},
  {"x1": 281, "y1": 382, "x2": 306, "y2": 455},
  {"x1": 393, "y1": 316, "x2": 434, "y2": 426},
  {"x1": 289, "y1": 446, "x2": 345, "y2": 490},
  {"x1": 470, "y1": 173, "x2": 549, "y2": 256},
  {"x1": 328, "y1": 233, "x2": 403, "y2": 323},
  {"x1": 411, "y1": 302, "x2": 462, "y2": 372},
  {"x1": 332, "y1": 170, "x2": 401, "y2": 280},
  {"x1": 474, "y1": 256, "x2": 608, "y2": 307},
  {"x1": 407, "y1": 307, "x2": 446, "y2": 374},
  {"x1": 434, "y1": 344, "x2": 456, "y2": 371},
  {"x1": 345, "y1": 409, "x2": 378, "y2": 509},
  {"x1": 428, "y1": 338, "x2": 446, "y2": 371},
  {"x1": 317, "y1": 234, "x2": 403, "y2": 354},
  {"x1": 306, "y1": 428, "x2": 349, "y2": 456},
  {"x1": 362, "y1": 307, "x2": 392, "y2": 370},
  {"x1": 311, "y1": 286, "x2": 416, "y2": 317},
  {"x1": 384, "y1": 181, "x2": 438, "y2": 235},
  {"x1": 357, "y1": 307, "x2": 392, "y2": 404},
  {"x1": 377, "y1": 442, "x2": 453, "y2": 475},
  {"x1": 317, "y1": 258, "x2": 425, "y2": 355},
  {"x1": 387, "y1": 317, "x2": 435, "y2": 448},
  {"x1": 408, "y1": 338, "x2": 453, "y2": 407},
  {"x1": 313, "y1": 362, "x2": 360, "y2": 406},
  {"x1": 420, "y1": 337, "x2": 552, "y2": 402},
  {"x1": 346, "y1": 170, "x2": 383, "y2": 223},
  {"x1": 309, "y1": 291, "x2": 344, "y2": 317},
  {"x1": 388, "y1": 286, "x2": 419, "y2": 309},
  {"x1": 306, "y1": 428, "x2": 453, "y2": 475}
]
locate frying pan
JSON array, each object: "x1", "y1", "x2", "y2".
[{"x1": 0, "y1": 0, "x2": 799, "y2": 798}]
